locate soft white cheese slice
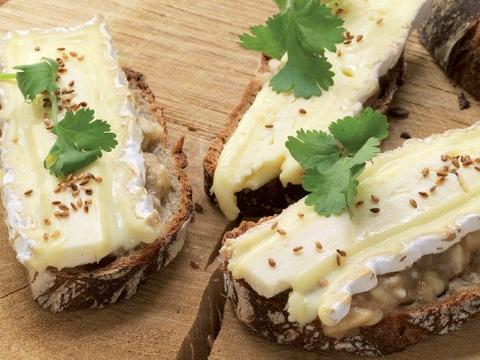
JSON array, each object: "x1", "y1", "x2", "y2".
[
  {"x1": 0, "y1": 18, "x2": 163, "y2": 272},
  {"x1": 212, "y1": 0, "x2": 432, "y2": 220},
  {"x1": 222, "y1": 124, "x2": 480, "y2": 327}
]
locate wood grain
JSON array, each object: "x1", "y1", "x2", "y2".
[{"x1": 1, "y1": 0, "x2": 480, "y2": 359}]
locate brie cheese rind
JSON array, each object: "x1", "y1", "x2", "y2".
[
  {"x1": 0, "y1": 18, "x2": 165, "y2": 272},
  {"x1": 222, "y1": 124, "x2": 480, "y2": 327},
  {"x1": 212, "y1": 0, "x2": 432, "y2": 220}
]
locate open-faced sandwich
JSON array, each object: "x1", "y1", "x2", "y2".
[
  {"x1": 0, "y1": 17, "x2": 192, "y2": 312},
  {"x1": 221, "y1": 118, "x2": 480, "y2": 356},
  {"x1": 204, "y1": 0, "x2": 431, "y2": 220}
]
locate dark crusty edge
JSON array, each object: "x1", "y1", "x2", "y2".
[
  {"x1": 223, "y1": 220, "x2": 480, "y2": 356},
  {"x1": 420, "y1": 0, "x2": 480, "y2": 100},
  {"x1": 203, "y1": 55, "x2": 406, "y2": 217},
  {"x1": 29, "y1": 68, "x2": 193, "y2": 312}
]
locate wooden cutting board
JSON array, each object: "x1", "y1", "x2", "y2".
[{"x1": 0, "y1": 1, "x2": 479, "y2": 359}]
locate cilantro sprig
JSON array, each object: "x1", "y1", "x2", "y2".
[
  {"x1": 44, "y1": 109, "x2": 118, "y2": 177},
  {"x1": 0, "y1": 58, "x2": 117, "y2": 178},
  {"x1": 240, "y1": 0, "x2": 345, "y2": 98},
  {"x1": 286, "y1": 108, "x2": 389, "y2": 216}
]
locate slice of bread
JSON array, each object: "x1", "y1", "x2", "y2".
[
  {"x1": 223, "y1": 219, "x2": 480, "y2": 356},
  {"x1": 28, "y1": 68, "x2": 193, "y2": 312},
  {"x1": 203, "y1": 55, "x2": 406, "y2": 218}
]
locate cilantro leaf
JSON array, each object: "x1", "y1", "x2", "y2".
[
  {"x1": 286, "y1": 129, "x2": 339, "y2": 171},
  {"x1": 286, "y1": 107, "x2": 389, "y2": 216},
  {"x1": 240, "y1": 0, "x2": 345, "y2": 99},
  {"x1": 14, "y1": 58, "x2": 58, "y2": 102},
  {"x1": 329, "y1": 108, "x2": 389, "y2": 153},
  {"x1": 44, "y1": 109, "x2": 118, "y2": 177}
]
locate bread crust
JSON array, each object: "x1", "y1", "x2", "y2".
[
  {"x1": 225, "y1": 269, "x2": 480, "y2": 356},
  {"x1": 223, "y1": 221, "x2": 480, "y2": 355},
  {"x1": 420, "y1": 0, "x2": 480, "y2": 100},
  {"x1": 30, "y1": 68, "x2": 193, "y2": 312},
  {"x1": 203, "y1": 55, "x2": 406, "y2": 217}
]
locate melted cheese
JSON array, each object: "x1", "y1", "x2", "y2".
[
  {"x1": 0, "y1": 18, "x2": 163, "y2": 272},
  {"x1": 212, "y1": 0, "x2": 431, "y2": 220},
  {"x1": 222, "y1": 124, "x2": 480, "y2": 327}
]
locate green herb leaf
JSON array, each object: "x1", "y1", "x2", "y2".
[
  {"x1": 14, "y1": 58, "x2": 58, "y2": 102},
  {"x1": 329, "y1": 108, "x2": 389, "y2": 153},
  {"x1": 286, "y1": 129, "x2": 339, "y2": 171},
  {"x1": 286, "y1": 107, "x2": 389, "y2": 216},
  {"x1": 240, "y1": 0, "x2": 345, "y2": 98},
  {"x1": 44, "y1": 109, "x2": 118, "y2": 177}
]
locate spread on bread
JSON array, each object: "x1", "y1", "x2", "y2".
[
  {"x1": 211, "y1": 0, "x2": 431, "y2": 220},
  {"x1": 0, "y1": 18, "x2": 167, "y2": 272},
  {"x1": 222, "y1": 124, "x2": 480, "y2": 336}
]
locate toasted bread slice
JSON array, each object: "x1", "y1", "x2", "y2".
[
  {"x1": 29, "y1": 68, "x2": 193, "y2": 312},
  {"x1": 220, "y1": 122, "x2": 480, "y2": 356},
  {"x1": 203, "y1": 55, "x2": 405, "y2": 218}
]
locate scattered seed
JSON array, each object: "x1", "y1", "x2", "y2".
[
  {"x1": 422, "y1": 168, "x2": 430, "y2": 177},
  {"x1": 336, "y1": 249, "x2": 347, "y2": 257},
  {"x1": 270, "y1": 222, "x2": 278, "y2": 230},
  {"x1": 356, "y1": 34, "x2": 363, "y2": 42},
  {"x1": 43, "y1": 233, "x2": 49, "y2": 241},
  {"x1": 370, "y1": 207, "x2": 380, "y2": 213},
  {"x1": 94, "y1": 176, "x2": 103, "y2": 183},
  {"x1": 436, "y1": 177, "x2": 446, "y2": 185},
  {"x1": 84, "y1": 204, "x2": 89, "y2": 213},
  {"x1": 445, "y1": 233, "x2": 456, "y2": 242},
  {"x1": 337, "y1": 49, "x2": 342, "y2": 57},
  {"x1": 194, "y1": 202, "x2": 204, "y2": 213},
  {"x1": 315, "y1": 241, "x2": 323, "y2": 250},
  {"x1": 356, "y1": 201, "x2": 364, "y2": 207},
  {"x1": 452, "y1": 158, "x2": 460, "y2": 168},
  {"x1": 370, "y1": 195, "x2": 379, "y2": 204},
  {"x1": 318, "y1": 279, "x2": 329, "y2": 287},
  {"x1": 58, "y1": 204, "x2": 69, "y2": 211},
  {"x1": 24, "y1": 189, "x2": 33, "y2": 197},
  {"x1": 400, "y1": 132, "x2": 411, "y2": 139},
  {"x1": 76, "y1": 198, "x2": 83, "y2": 208},
  {"x1": 463, "y1": 160, "x2": 473, "y2": 167},
  {"x1": 79, "y1": 178, "x2": 90, "y2": 186},
  {"x1": 57, "y1": 47, "x2": 65, "y2": 51},
  {"x1": 54, "y1": 184, "x2": 62, "y2": 193},
  {"x1": 264, "y1": 124, "x2": 274, "y2": 129},
  {"x1": 376, "y1": 18, "x2": 384, "y2": 25},
  {"x1": 85, "y1": 199, "x2": 93, "y2": 205},
  {"x1": 387, "y1": 107, "x2": 409, "y2": 119},
  {"x1": 85, "y1": 188, "x2": 93, "y2": 195},
  {"x1": 77, "y1": 55, "x2": 85, "y2": 61},
  {"x1": 297, "y1": 213, "x2": 304, "y2": 218},
  {"x1": 43, "y1": 219, "x2": 51, "y2": 226},
  {"x1": 68, "y1": 80, "x2": 75, "y2": 87},
  {"x1": 441, "y1": 154, "x2": 449, "y2": 162},
  {"x1": 299, "y1": 108, "x2": 307, "y2": 115},
  {"x1": 400, "y1": 255, "x2": 407, "y2": 262},
  {"x1": 409, "y1": 199, "x2": 418, "y2": 208},
  {"x1": 436, "y1": 171, "x2": 448, "y2": 177},
  {"x1": 72, "y1": 189, "x2": 80, "y2": 197},
  {"x1": 277, "y1": 229, "x2": 287, "y2": 236},
  {"x1": 430, "y1": 185, "x2": 437, "y2": 193},
  {"x1": 51, "y1": 201, "x2": 61, "y2": 205},
  {"x1": 268, "y1": 258, "x2": 276, "y2": 267},
  {"x1": 69, "y1": 51, "x2": 77, "y2": 57},
  {"x1": 34, "y1": 46, "x2": 40, "y2": 51},
  {"x1": 418, "y1": 191, "x2": 429, "y2": 198},
  {"x1": 336, "y1": 254, "x2": 342, "y2": 266},
  {"x1": 475, "y1": 166, "x2": 480, "y2": 172},
  {"x1": 458, "y1": 92, "x2": 471, "y2": 110},
  {"x1": 51, "y1": 230, "x2": 61, "y2": 239},
  {"x1": 293, "y1": 246, "x2": 303, "y2": 254}
]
